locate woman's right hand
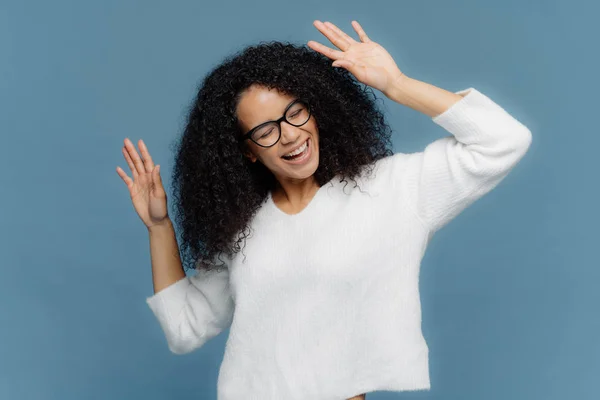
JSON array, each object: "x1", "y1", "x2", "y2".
[{"x1": 116, "y1": 138, "x2": 170, "y2": 230}]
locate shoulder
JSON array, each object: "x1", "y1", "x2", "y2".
[{"x1": 358, "y1": 152, "x2": 412, "y2": 186}]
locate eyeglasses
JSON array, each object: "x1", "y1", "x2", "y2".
[{"x1": 238, "y1": 99, "x2": 311, "y2": 148}]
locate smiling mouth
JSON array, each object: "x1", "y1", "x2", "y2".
[{"x1": 281, "y1": 138, "x2": 309, "y2": 160}]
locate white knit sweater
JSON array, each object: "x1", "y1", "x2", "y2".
[{"x1": 146, "y1": 87, "x2": 532, "y2": 399}]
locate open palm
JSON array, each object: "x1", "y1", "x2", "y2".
[
  {"x1": 307, "y1": 20, "x2": 406, "y2": 95},
  {"x1": 116, "y1": 138, "x2": 169, "y2": 229}
]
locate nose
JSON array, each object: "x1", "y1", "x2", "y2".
[{"x1": 279, "y1": 121, "x2": 302, "y2": 144}]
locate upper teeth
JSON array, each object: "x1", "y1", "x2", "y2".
[{"x1": 285, "y1": 140, "x2": 308, "y2": 157}]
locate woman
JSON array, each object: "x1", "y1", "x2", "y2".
[{"x1": 116, "y1": 19, "x2": 531, "y2": 400}]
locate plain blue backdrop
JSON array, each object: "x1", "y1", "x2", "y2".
[{"x1": 1, "y1": 0, "x2": 597, "y2": 399}]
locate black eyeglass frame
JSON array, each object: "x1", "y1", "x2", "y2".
[{"x1": 237, "y1": 98, "x2": 312, "y2": 148}]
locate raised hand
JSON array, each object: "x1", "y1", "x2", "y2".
[
  {"x1": 116, "y1": 138, "x2": 169, "y2": 230},
  {"x1": 307, "y1": 20, "x2": 406, "y2": 96}
]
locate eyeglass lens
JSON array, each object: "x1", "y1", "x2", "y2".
[{"x1": 251, "y1": 101, "x2": 310, "y2": 147}]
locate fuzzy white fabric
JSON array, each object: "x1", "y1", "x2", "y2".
[{"x1": 146, "y1": 87, "x2": 532, "y2": 399}]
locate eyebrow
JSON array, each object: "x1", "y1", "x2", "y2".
[{"x1": 250, "y1": 99, "x2": 297, "y2": 129}]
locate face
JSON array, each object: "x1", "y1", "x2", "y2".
[{"x1": 236, "y1": 84, "x2": 320, "y2": 184}]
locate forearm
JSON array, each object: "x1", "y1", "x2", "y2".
[
  {"x1": 148, "y1": 219, "x2": 186, "y2": 293},
  {"x1": 384, "y1": 75, "x2": 465, "y2": 118}
]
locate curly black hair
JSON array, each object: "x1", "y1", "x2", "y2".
[{"x1": 167, "y1": 41, "x2": 395, "y2": 273}]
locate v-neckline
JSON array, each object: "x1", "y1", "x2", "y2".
[{"x1": 267, "y1": 180, "x2": 333, "y2": 217}]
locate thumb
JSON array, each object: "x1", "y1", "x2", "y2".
[
  {"x1": 153, "y1": 165, "x2": 164, "y2": 189},
  {"x1": 332, "y1": 59, "x2": 353, "y2": 68}
]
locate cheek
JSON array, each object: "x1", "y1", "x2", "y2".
[
  {"x1": 310, "y1": 120, "x2": 319, "y2": 137},
  {"x1": 258, "y1": 148, "x2": 281, "y2": 164}
]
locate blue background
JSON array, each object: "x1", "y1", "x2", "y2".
[{"x1": 1, "y1": 0, "x2": 597, "y2": 399}]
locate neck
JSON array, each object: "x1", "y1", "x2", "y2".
[{"x1": 272, "y1": 176, "x2": 320, "y2": 211}]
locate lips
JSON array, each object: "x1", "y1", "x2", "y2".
[{"x1": 281, "y1": 138, "x2": 309, "y2": 158}]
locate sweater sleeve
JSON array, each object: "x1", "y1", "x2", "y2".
[
  {"x1": 390, "y1": 87, "x2": 532, "y2": 234},
  {"x1": 145, "y1": 259, "x2": 235, "y2": 355}
]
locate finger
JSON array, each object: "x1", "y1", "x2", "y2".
[
  {"x1": 351, "y1": 20, "x2": 371, "y2": 43},
  {"x1": 313, "y1": 20, "x2": 351, "y2": 51},
  {"x1": 307, "y1": 40, "x2": 345, "y2": 60},
  {"x1": 138, "y1": 139, "x2": 155, "y2": 173},
  {"x1": 124, "y1": 138, "x2": 146, "y2": 176},
  {"x1": 122, "y1": 146, "x2": 139, "y2": 179},
  {"x1": 116, "y1": 166, "x2": 133, "y2": 188},
  {"x1": 323, "y1": 21, "x2": 358, "y2": 46}
]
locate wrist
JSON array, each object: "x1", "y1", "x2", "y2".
[
  {"x1": 148, "y1": 218, "x2": 173, "y2": 233},
  {"x1": 383, "y1": 72, "x2": 411, "y2": 103}
]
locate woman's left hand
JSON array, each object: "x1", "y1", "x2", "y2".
[{"x1": 308, "y1": 20, "x2": 406, "y2": 96}]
